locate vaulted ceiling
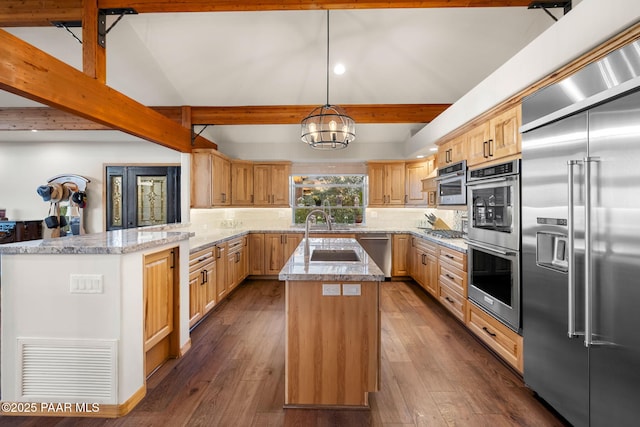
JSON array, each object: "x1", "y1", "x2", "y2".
[{"x1": 0, "y1": 1, "x2": 562, "y2": 159}]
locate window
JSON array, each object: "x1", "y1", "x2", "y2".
[
  {"x1": 106, "y1": 166, "x2": 181, "y2": 230},
  {"x1": 290, "y1": 175, "x2": 367, "y2": 225}
]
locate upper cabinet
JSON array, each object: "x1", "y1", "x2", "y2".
[
  {"x1": 191, "y1": 149, "x2": 231, "y2": 208},
  {"x1": 405, "y1": 157, "x2": 436, "y2": 206},
  {"x1": 467, "y1": 105, "x2": 522, "y2": 167},
  {"x1": 436, "y1": 134, "x2": 467, "y2": 169},
  {"x1": 253, "y1": 162, "x2": 291, "y2": 207},
  {"x1": 231, "y1": 160, "x2": 254, "y2": 206},
  {"x1": 368, "y1": 161, "x2": 406, "y2": 206}
]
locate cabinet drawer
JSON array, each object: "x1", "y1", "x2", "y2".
[
  {"x1": 439, "y1": 246, "x2": 466, "y2": 271},
  {"x1": 466, "y1": 302, "x2": 523, "y2": 373},
  {"x1": 438, "y1": 282, "x2": 466, "y2": 323},
  {"x1": 227, "y1": 237, "x2": 244, "y2": 254},
  {"x1": 412, "y1": 236, "x2": 437, "y2": 256},
  {"x1": 439, "y1": 263, "x2": 466, "y2": 297},
  {"x1": 189, "y1": 247, "x2": 215, "y2": 272}
]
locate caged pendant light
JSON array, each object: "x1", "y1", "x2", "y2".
[{"x1": 301, "y1": 10, "x2": 355, "y2": 150}]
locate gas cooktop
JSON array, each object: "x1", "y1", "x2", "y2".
[{"x1": 424, "y1": 229, "x2": 464, "y2": 239}]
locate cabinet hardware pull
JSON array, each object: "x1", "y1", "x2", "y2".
[
  {"x1": 483, "y1": 140, "x2": 489, "y2": 158},
  {"x1": 215, "y1": 246, "x2": 221, "y2": 258},
  {"x1": 445, "y1": 254, "x2": 454, "y2": 259},
  {"x1": 488, "y1": 139, "x2": 494, "y2": 156},
  {"x1": 445, "y1": 296, "x2": 454, "y2": 304},
  {"x1": 445, "y1": 274, "x2": 455, "y2": 280},
  {"x1": 404, "y1": 195, "x2": 408, "y2": 203},
  {"x1": 482, "y1": 326, "x2": 497, "y2": 337},
  {"x1": 201, "y1": 270, "x2": 206, "y2": 284},
  {"x1": 251, "y1": 194, "x2": 254, "y2": 203},
  {"x1": 198, "y1": 256, "x2": 207, "y2": 262}
]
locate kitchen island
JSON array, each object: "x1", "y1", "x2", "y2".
[
  {"x1": 0, "y1": 228, "x2": 192, "y2": 417},
  {"x1": 279, "y1": 237, "x2": 384, "y2": 408}
]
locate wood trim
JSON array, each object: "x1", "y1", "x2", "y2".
[
  {"x1": 190, "y1": 104, "x2": 450, "y2": 125},
  {"x1": 436, "y1": 22, "x2": 640, "y2": 146},
  {"x1": 0, "y1": 385, "x2": 146, "y2": 418},
  {"x1": 82, "y1": 0, "x2": 106, "y2": 83},
  {"x1": 0, "y1": 1, "x2": 535, "y2": 27},
  {"x1": 0, "y1": 29, "x2": 196, "y2": 152}
]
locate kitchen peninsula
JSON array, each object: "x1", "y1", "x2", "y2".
[
  {"x1": 0, "y1": 229, "x2": 192, "y2": 417},
  {"x1": 279, "y1": 237, "x2": 384, "y2": 408}
]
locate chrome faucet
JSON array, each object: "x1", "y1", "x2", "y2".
[
  {"x1": 321, "y1": 198, "x2": 333, "y2": 227},
  {"x1": 304, "y1": 209, "x2": 333, "y2": 263}
]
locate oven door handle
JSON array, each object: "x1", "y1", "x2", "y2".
[
  {"x1": 465, "y1": 240, "x2": 516, "y2": 257},
  {"x1": 435, "y1": 171, "x2": 466, "y2": 181},
  {"x1": 466, "y1": 175, "x2": 517, "y2": 186}
]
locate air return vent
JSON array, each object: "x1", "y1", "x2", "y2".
[{"x1": 18, "y1": 338, "x2": 117, "y2": 404}]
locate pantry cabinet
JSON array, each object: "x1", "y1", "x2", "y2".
[
  {"x1": 191, "y1": 149, "x2": 231, "y2": 207},
  {"x1": 368, "y1": 161, "x2": 406, "y2": 206},
  {"x1": 405, "y1": 157, "x2": 436, "y2": 206},
  {"x1": 253, "y1": 162, "x2": 291, "y2": 206}
]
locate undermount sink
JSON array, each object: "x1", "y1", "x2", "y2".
[{"x1": 310, "y1": 249, "x2": 360, "y2": 262}]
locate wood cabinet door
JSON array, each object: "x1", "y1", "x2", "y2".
[
  {"x1": 264, "y1": 234, "x2": 284, "y2": 275},
  {"x1": 450, "y1": 135, "x2": 468, "y2": 164},
  {"x1": 425, "y1": 252, "x2": 439, "y2": 297},
  {"x1": 405, "y1": 161, "x2": 428, "y2": 206},
  {"x1": 191, "y1": 151, "x2": 212, "y2": 208},
  {"x1": 227, "y1": 251, "x2": 239, "y2": 290},
  {"x1": 490, "y1": 105, "x2": 521, "y2": 160},
  {"x1": 212, "y1": 154, "x2": 230, "y2": 206},
  {"x1": 188, "y1": 270, "x2": 203, "y2": 328},
  {"x1": 466, "y1": 122, "x2": 491, "y2": 167},
  {"x1": 143, "y1": 248, "x2": 175, "y2": 352},
  {"x1": 392, "y1": 234, "x2": 410, "y2": 276},
  {"x1": 283, "y1": 233, "x2": 303, "y2": 262},
  {"x1": 203, "y1": 261, "x2": 217, "y2": 312},
  {"x1": 231, "y1": 160, "x2": 254, "y2": 205},
  {"x1": 240, "y1": 237, "x2": 249, "y2": 280},
  {"x1": 253, "y1": 164, "x2": 271, "y2": 206},
  {"x1": 215, "y1": 243, "x2": 228, "y2": 300},
  {"x1": 367, "y1": 163, "x2": 386, "y2": 206},
  {"x1": 386, "y1": 162, "x2": 406, "y2": 205},
  {"x1": 248, "y1": 233, "x2": 265, "y2": 275},
  {"x1": 271, "y1": 164, "x2": 291, "y2": 206}
]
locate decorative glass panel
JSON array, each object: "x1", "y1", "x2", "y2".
[
  {"x1": 136, "y1": 176, "x2": 167, "y2": 226},
  {"x1": 111, "y1": 175, "x2": 123, "y2": 227}
]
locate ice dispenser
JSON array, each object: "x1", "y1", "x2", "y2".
[{"x1": 536, "y1": 232, "x2": 568, "y2": 272}]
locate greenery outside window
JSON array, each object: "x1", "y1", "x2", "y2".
[{"x1": 291, "y1": 175, "x2": 367, "y2": 225}]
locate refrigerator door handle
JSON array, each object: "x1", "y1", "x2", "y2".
[
  {"x1": 584, "y1": 156, "x2": 600, "y2": 347},
  {"x1": 567, "y1": 160, "x2": 582, "y2": 338}
]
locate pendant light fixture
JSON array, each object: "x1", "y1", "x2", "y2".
[{"x1": 301, "y1": 10, "x2": 355, "y2": 150}]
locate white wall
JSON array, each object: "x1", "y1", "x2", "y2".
[
  {"x1": 0, "y1": 139, "x2": 181, "y2": 233},
  {"x1": 404, "y1": 0, "x2": 640, "y2": 156}
]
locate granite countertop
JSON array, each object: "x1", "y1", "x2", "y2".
[
  {"x1": 279, "y1": 238, "x2": 385, "y2": 282},
  {"x1": 0, "y1": 228, "x2": 193, "y2": 255}
]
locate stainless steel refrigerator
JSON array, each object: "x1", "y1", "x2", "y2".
[{"x1": 521, "y1": 39, "x2": 640, "y2": 426}]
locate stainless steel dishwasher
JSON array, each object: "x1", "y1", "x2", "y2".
[{"x1": 356, "y1": 233, "x2": 391, "y2": 279}]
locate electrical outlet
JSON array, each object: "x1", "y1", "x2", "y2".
[
  {"x1": 342, "y1": 284, "x2": 361, "y2": 296},
  {"x1": 322, "y1": 284, "x2": 341, "y2": 296}
]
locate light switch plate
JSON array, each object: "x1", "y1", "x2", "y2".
[
  {"x1": 343, "y1": 284, "x2": 361, "y2": 296},
  {"x1": 322, "y1": 284, "x2": 341, "y2": 296},
  {"x1": 70, "y1": 274, "x2": 104, "y2": 294}
]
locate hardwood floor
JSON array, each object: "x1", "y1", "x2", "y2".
[{"x1": 1, "y1": 280, "x2": 567, "y2": 427}]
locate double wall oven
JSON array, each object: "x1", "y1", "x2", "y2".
[{"x1": 466, "y1": 160, "x2": 521, "y2": 332}]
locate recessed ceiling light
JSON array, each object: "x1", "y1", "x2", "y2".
[
  {"x1": 416, "y1": 155, "x2": 425, "y2": 158},
  {"x1": 31, "y1": 129, "x2": 38, "y2": 132},
  {"x1": 333, "y1": 63, "x2": 346, "y2": 75},
  {"x1": 429, "y1": 147, "x2": 438, "y2": 152}
]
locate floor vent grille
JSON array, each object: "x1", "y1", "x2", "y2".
[{"x1": 18, "y1": 338, "x2": 117, "y2": 403}]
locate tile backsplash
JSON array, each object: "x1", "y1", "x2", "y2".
[{"x1": 189, "y1": 207, "x2": 467, "y2": 231}]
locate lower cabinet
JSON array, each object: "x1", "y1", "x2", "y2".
[
  {"x1": 410, "y1": 236, "x2": 438, "y2": 297},
  {"x1": 227, "y1": 236, "x2": 249, "y2": 291},
  {"x1": 466, "y1": 302, "x2": 523, "y2": 373},
  {"x1": 188, "y1": 247, "x2": 217, "y2": 328},
  {"x1": 437, "y1": 246, "x2": 467, "y2": 322},
  {"x1": 392, "y1": 234, "x2": 411, "y2": 276},
  {"x1": 262, "y1": 233, "x2": 303, "y2": 275}
]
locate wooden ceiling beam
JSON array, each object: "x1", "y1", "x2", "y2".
[
  {"x1": 0, "y1": 0, "x2": 533, "y2": 27},
  {"x1": 0, "y1": 104, "x2": 450, "y2": 129},
  {"x1": 0, "y1": 29, "x2": 215, "y2": 152}
]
